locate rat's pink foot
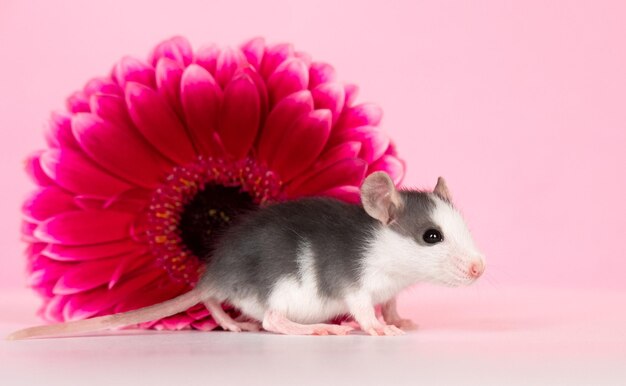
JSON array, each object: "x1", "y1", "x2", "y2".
[
  {"x1": 204, "y1": 299, "x2": 260, "y2": 332},
  {"x1": 348, "y1": 297, "x2": 406, "y2": 337},
  {"x1": 262, "y1": 310, "x2": 354, "y2": 336},
  {"x1": 365, "y1": 324, "x2": 405, "y2": 336},
  {"x1": 381, "y1": 297, "x2": 417, "y2": 331},
  {"x1": 234, "y1": 314, "x2": 262, "y2": 331},
  {"x1": 386, "y1": 318, "x2": 418, "y2": 330}
]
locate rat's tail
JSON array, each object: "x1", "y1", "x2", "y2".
[{"x1": 6, "y1": 288, "x2": 203, "y2": 340}]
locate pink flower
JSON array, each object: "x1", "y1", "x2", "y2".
[{"x1": 21, "y1": 36, "x2": 405, "y2": 331}]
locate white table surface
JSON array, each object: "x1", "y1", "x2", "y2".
[{"x1": 1, "y1": 285, "x2": 625, "y2": 386}]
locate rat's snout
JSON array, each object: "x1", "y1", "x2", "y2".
[{"x1": 469, "y1": 259, "x2": 485, "y2": 279}]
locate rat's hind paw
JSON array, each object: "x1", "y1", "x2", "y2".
[
  {"x1": 312, "y1": 325, "x2": 354, "y2": 336},
  {"x1": 204, "y1": 298, "x2": 260, "y2": 332},
  {"x1": 262, "y1": 310, "x2": 354, "y2": 336}
]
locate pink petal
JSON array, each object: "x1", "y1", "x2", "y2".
[
  {"x1": 54, "y1": 252, "x2": 151, "y2": 294},
  {"x1": 72, "y1": 196, "x2": 109, "y2": 210},
  {"x1": 83, "y1": 77, "x2": 121, "y2": 97},
  {"x1": 309, "y1": 62, "x2": 337, "y2": 89},
  {"x1": 244, "y1": 67, "x2": 269, "y2": 124},
  {"x1": 159, "y1": 314, "x2": 194, "y2": 330},
  {"x1": 42, "y1": 239, "x2": 145, "y2": 261},
  {"x1": 40, "y1": 149, "x2": 133, "y2": 196},
  {"x1": 385, "y1": 140, "x2": 399, "y2": 156},
  {"x1": 267, "y1": 58, "x2": 309, "y2": 105},
  {"x1": 313, "y1": 141, "x2": 362, "y2": 170},
  {"x1": 320, "y1": 185, "x2": 361, "y2": 203},
  {"x1": 240, "y1": 37, "x2": 265, "y2": 70},
  {"x1": 63, "y1": 268, "x2": 165, "y2": 321},
  {"x1": 288, "y1": 141, "x2": 363, "y2": 191},
  {"x1": 369, "y1": 155, "x2": 405, "y2": 185},
  {"x1": 25, "y1": 152, "x2": 54, "y2": 186},
  {"x1": 260, "y1": 43, "x2": 294, "y2": 79},
  {"x1": 21, "y1": 220, "x2": 39, "y2": 243},
  {"x1": 186, "y1": 304, "x2": 210, "y2": 319},
  {"x1": 330, "y1": 126, "x2": 390, "y2": 163},
  {"x1": 108, "y1": 252, "x2": 155, "y2": 289},
  {"x1": 114, "y1": 56, "x2": 156, "y2": 89},
  {"x1": 25, "y1": 242, "x2": 47, "y2": 259},
  {"x1": 285, "y1": 158, "x2": 368, "y2": 197},
  {"x1": 282, "y1": 141, "x2": 361, "y2": 194},
  {"x1": 72, "y1": 110, "x2": 171, "y2": 188},
  {"x1": 89, "y1": 93, "x2": 127, "y2": 125},
  {"x1": 344, "y1": 83, "x2": 359, "y2": 106},
  {"x1": 66, "y1": 91, "x2": 90, "y2": 113},
  {"x1": 42, "y1": 296, "x2": 70, "y2": 322},
  {"x1": 270, "y1": 109, "x2": 332, "y2": 181},
  {"x1": 195, "y1": 44, "x2": 220, "y2": 75},
  {"x1": 155, "y1": 58, "x2": 185, "y2": 119},
  {"x1": 103, "y1": 188, "x2": 152, "y2": 213},
  {"x1": 129, "y1": 215, "x2": 149, "y2": 243},
  {"x1": 34, "y1": 210, "x2": 135, "y2": 245},
  {"x1": 217, "y1": 72, "x2": 260, "y2": 159},
  {"x1": 335, "y1": 103, "x2": 383, "y2": 132},
  {"x1": 28, "y1": 258, "x2": 69, "y2": 288},
  {"x1": 181, "y1": 64, "x2": 225, "y2": 157},
  {"x1": 32, "y1": 283, "x2": 53, "y2": 300},
  {"x1": 148, "y1": 36, "x2": 193, "y2": 67},
  {"x1": 191, "y1": 318, "x2": 219, "y2": 331},
  {"x1": 294, "y1": 51, "x2": 312, "y2": 67},
  {"x1": 256, "y1": 90, "x2": 313, "y2": 163},
  {"x1": 215, "y1": 47, "x2": 247, "y2": 88},
  {"x1": 53, "y1": 255, "x2": 129, "y2": 295},
  {"x1": 125, "y1": 82, "x2": 197, "y2": 165},
  {"x1": 45, "y1": 111, "x2": 80, "y2": 150},
  {"x1": 26, "y1": 247, "x2": 52, "y2": 277},
  {"x1": 312, "y1": 82, "x2": 345, "y2": 124},
  {"x1": 22, "y1": 187, "x2": 77, "y2": 223},
  {"x1": 73, "y1": 190, "x2": 151, "y2": 212}
]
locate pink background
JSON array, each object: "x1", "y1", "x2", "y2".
[{"x1": 0, "y1": 0, "x2": 625, "y2": 292}]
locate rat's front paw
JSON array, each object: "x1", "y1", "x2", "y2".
[
  {"x1": 387, "y1": 318, "x2": 418, "y2": 331},
  {"x1": 366, "y1": 324, "x2": 405, "y2": 336}
]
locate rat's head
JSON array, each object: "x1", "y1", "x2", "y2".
[{"x1": 361, "y1": 172, "x2": 485, "y2": 286}]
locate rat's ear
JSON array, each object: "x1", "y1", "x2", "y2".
[
  {"x1": 433, "y1": 177, "x2": 452, "y2": 202},
  {"x1": 360, "y1": 171, "x2": 404, "y2": 225}
]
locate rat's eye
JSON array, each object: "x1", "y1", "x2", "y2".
[{"x1": 423, "y1": 229, "x2": 443, "y2": 244}]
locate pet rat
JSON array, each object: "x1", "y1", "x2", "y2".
[{"x1": 8, "y1": 171, "x2": 485, "y2": 339}]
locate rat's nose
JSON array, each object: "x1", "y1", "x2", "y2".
[{"x1": 469, "y1": 260, "x2": 485, "y2": 279}]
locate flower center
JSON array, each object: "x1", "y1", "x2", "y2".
[
  {"x1": 178, "y1": 184, "x2": 255, "y2": 261},
  {"x1": 146, "y1": 156, "x2": 283, "y2": 285}
]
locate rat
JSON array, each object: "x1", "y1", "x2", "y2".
[{"x1": 7, "y1": 171, "x2": 485, "y2": 339}]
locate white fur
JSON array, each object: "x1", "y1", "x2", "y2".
[
  {"x1": 428, "y1": 195, "x2": 485, "y2": 286},
  {"x1": 359, "y1": 227, "x2": 430, "y2": 304},
  {"x1": 264, "y1": 242, "x2": 346, "y2": 324},
  {"x1": 359, "y1": 194, "x2": 485, "y2": 298}
]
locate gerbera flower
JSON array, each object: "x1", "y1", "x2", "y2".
[{"x1": 21, "y1": 36, "x2": 405, "y2": 331}]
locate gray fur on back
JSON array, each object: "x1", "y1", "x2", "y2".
[{"x1": 200, "y1": 197, "x2": 380, "y2": 303}]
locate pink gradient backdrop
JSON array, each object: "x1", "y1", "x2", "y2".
[{"x1": 0, "y1": 0, "x2": 624, "y2": 291}]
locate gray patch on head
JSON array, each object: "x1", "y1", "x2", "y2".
[
  {"x1": 391, "y1": 191, "x2": 442, "y2": 246},
  {"x1": 200, "y1": 197, "x2": 379, "y2": 303}
]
